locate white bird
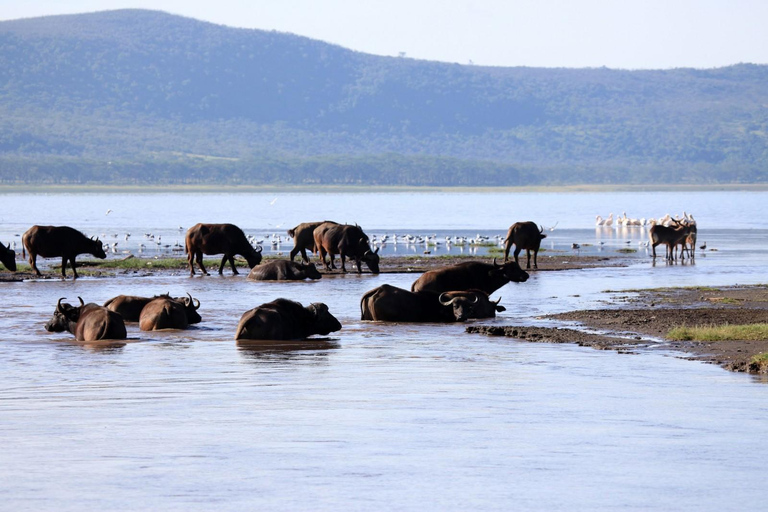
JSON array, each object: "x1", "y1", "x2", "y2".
[
  {"x1": 596, "y1": 215, "x2": 605, "y2": 226},
  {"x1": 269, "y1": 198, "x2": 278, "y2": 206},
  {"x1": 603, "y1": 213, "x2": 614, "y2": 227},
  {"x1": 105, "y1": 209, "x2": 113, "y2": 216}
]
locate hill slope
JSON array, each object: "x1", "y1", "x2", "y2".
[{"x1": 1, "y1": 9, "x2": 767, "y2": 185}]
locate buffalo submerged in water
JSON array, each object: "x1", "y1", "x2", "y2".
[
  {"x1": 45, "y1": 297, "x2": 127, "y2": 342},
  {"x1": 247, "y1": 260, "x2": 322, "y2": 281},
  {"x1": 411, "y1": 259, "x2": 529, "y2": 295},
  {"x1": 235, "y1": 299, "x2": 342, "y2": 341}
]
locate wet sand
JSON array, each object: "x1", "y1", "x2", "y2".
[{"x1": 469, "y1": 285, "x2": 768, "y2": 374}]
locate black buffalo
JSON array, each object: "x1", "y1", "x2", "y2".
[
  {"x1": 411, "y1": 259, "x2": 529, "y2": 295},
  {"x1": 503, "y1": 221, "x2": 547, "y2": 269},
  {"x1": 1, "y1": 242, "x2": 16, "y2": 271},
  {"x1": 185, "y1": 223, "x2": 262, "y2": 276},
  {"x1": 105, "y1": 293, "x2": 201, "y2": 323},
  {"x1": 247, "y1": 260, "x2": 322, "y2": 281},
  {"x1": 361, "y1": 284, "x2": 504, "y2": 323},
  {"x1": 45, "y1": 297, "x2": 127, "y2": 341},
  {"x1": 23, "y1": 225, "x2": 106, "y2": 279},
  {"x1": 235, "y1": 299, "x2": 342, "y2": 341},
  {"x1": 313, "y1": 222, "x2": 379, "y2": 274},
  {"x1": 287, "y1": 221, "x2": 337, "y2": 263}
]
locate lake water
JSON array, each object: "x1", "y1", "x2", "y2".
[{"x1": 1, "y1": 190, "x2": 768, "y2": 510}]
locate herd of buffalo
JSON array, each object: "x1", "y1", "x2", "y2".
[{"x1": 0, "y1": 216, "x2": 696, "y2": 343}]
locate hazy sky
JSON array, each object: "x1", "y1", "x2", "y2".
[{"x1": 1, "y1": 0, "x2": 767, "y2": 69}]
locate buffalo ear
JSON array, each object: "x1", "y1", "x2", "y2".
[{"x1": 495, "y1": 305, "x2": 507, "y2": 312}]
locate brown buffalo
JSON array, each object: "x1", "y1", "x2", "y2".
[
  {"x1": 313, "y1": 222, "x2": 379, "y2": 274},
  {"x1": 45, "y1": 297, "x2": 127, "y2": 341},
  {"x1": 287, "y1": 221, "x2": 337, "y2": 263},
  {"x1": 105, "y1": 293, "x2": 201, "y2": 324},
  {"x1": 23, "y1": 225, "x2": 106, "y2": 278},
  {"x1": 247, "y1": 260, "x2": 322, "y2": 281},
  {"x1": 651, "y1": 221, "x2": 695, "y2": 262},
  {"x1": 1, "y1": 242, "x2": 16, "y2": 271},
  {"x1": 411, "y1": 259, "x2": 529, "y2": 295},
  {"x1": 185, "y1": 223, "x2": 262, "y2": 276},
  {"x1": 361, "y1": 284, "x2": 504, "y2": 323},
  {"x1": 235, "y1": 299, "x2": 342, "y2": 341},
  {"x1": 139, "y1": 296, "x2": 194, "y2": 331},
  {"x1": 503, "y1": 221, "x2": 547, "y2": 269}
]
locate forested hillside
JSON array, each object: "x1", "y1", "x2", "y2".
[{"x1": 1, "y1": 9, "x2": 766, "y2": 185}]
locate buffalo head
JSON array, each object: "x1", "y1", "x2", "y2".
[
  {"x1": 1, "y1": 243, "x2": 16, "y2": 271},
  {"x1": 299, "y1": 262, "x2": 322, "y2": 280},
  {"x1": 438, "y1": 292, "x2": 479, "y2": 322},
  {"x1": 493, "y1": 258, "x2": 529, "y2": 283},
  {"x1": 245, "y1": 245, "x2": 263, "y2": 268},
  {"x1": 45, "y1": 297, "x2": 84, "y2": 333},
  {"x1": 178, "y1": 292, "x2": 202, "y2": 324},
  {"x1": 307, "y1": 302, "x2": 342, "y2": 335},
  {"x1": 363, "y1": 246, "x2": 380, "y2": 274},
  {"x1": 90, "y1": 237, "x2": 107, "y2": 259}
]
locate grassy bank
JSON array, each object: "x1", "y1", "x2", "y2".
[{"x1": 667, "y1": 323, "x2": 768, "y2": 342}]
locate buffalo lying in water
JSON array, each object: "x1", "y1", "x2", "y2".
[
  {"x1": 45, "y1": 297, "x2": 127, "y2": 341},
  {"x1": 104, "y1": 293, "x2": 201, "y2": 324},
  {"x1": 185, "y1": 223, "x2": 262, "y2": 276},
  {"x1": 313, "y1": 222, "x2": 379, "y2": 274},
  {"x1": 503, "y1": 221, "x2": 547, "y2": 269},
  {"x1": 235, "y1": 299, "x2": 342, "y2": 341},
  {"x1": 22, "y1": 225, "x2": 106, "y2": 279},
  {"x1": 361, "y1": 284, "x2": 504, "y2": 323},
  {"x1": 411, "y1": 259, "x2": 529, "y2": 295},
  {"x1": 1, "y1": 242, "x2": 16, "y2": 271},
  {"x1": 139, "y1": 296, "x2": 201, "y2": 331},
  {"x1": 247, "y1": 260, "x2": 322, "y2": 281}
]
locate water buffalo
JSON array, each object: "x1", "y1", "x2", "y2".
[
  {"x1": 235, "y1": 299, "x2": 342, "y2": 341},
  {"x1": 1, "y1": 242, "x2": 16, "y2": 271},
  {"x1": 247, "y1": 259, "x2": 322, "y2": 280},
  {"x1": 313, "y1": 222, "x2": 380, "y2": 274},
  {"x1": 105, "y1": 293, "x2": 201, "y2": 323},
  {"x1": 503, "y1": 221, "x2": 547, "y2": 269},
  {"x1": 185, "y1": 223, "x2": 262, "y2": 276},
  {"x1": 361, "y1": 285, "x2": 504, "y2": 323},
  {"x1": 22, "y1": 225, "x2": 106, "y2": 278},
  {"x1": 411, "y1": 259, "x2": 529, "y2": 295},
  {"x1": 139, "y1": 296, "x2": 196, "y2": 331},
  {"x1": 45, "y1": 297, "x2": 127, "y2": 341},
  {"x1": 287, "y1": 220, "x2": 337, "y2": 263}
]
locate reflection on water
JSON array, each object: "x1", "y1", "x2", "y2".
[{"x1": 1, "y1": 191, "x2": 768, "y2": 510}]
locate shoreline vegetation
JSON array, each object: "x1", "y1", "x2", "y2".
[
  {"x1": 2, "y1": 252, "x2": 767, "y2": 374},
  {"x1": 2, "y1": 183, "x2": 768, "y2": 194}
]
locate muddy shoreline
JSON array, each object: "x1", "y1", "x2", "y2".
[{"x1": 469, "y1": 285, "x2": 768, "y2": 374}]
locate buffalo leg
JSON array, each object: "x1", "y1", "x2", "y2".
[
  {"x1": 503, "y1": 241, "x2": 512, "y2": 262},
  {"x1": 218, "y1": 255, "x2": 227, "y2": 275},
  {"x1": 355, "y1": 257, "x2": 363, "y2": 274},
  {"x1": 228, "y1": 256, "x2": 239, "y2": 275},
  {"x1": 61, "y1": 256, "x2": 68, "y2": 278},
  {"x1": 70, "y1": 257, "x2": 79, "y2": 279},
  {"x1": 196, "y1": 252, "x2": 209, "y2": 275},
  {"x1": 29, "y1": 253, "x2": 41, "y2": 276},
  {"x1": 188, "y1": 252, "x2": 196, "y2": 276},
  {"x1": 340, "y1": 254, "x2": 347, "y2": 272},
  {"x1": 526, "y1": 249, "x2": 532, "y2": 270},
  {"x1": 513, "y1": 247, "x2": 525, "y2": 269},
  {"x1": 318, "y1": 246, "x2": 330, "y2": 270},
  {"x1": 652, "y1": 242, "x2": 659, "y2": 259},
  {"x1": 533, "y1": 249, "x2": 539, "y2": 269}
]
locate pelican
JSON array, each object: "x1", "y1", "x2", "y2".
[
  {"x1": 596, "y1": 215, "x2": 605, "y2": 226},
  {"x1": 603, "y1": 213, "x2": 614, "y2": 227}
]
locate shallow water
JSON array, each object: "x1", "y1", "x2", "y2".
[{"x1": 1, "y1": 191, "x2": 768, "y2": 510}]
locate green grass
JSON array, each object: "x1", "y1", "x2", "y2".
[
  {"x1": 667, "y1": 323, "x2": 768, "y2": 342},
  {"x1": 616, "y1": 248, "x2": 638, "y2": 253},
  {"x1": 749, "y1": 352, "x2": 768, "y2": 372}
]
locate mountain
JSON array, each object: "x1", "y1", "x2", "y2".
[{"x1": 1, "y1": 9, "x2": 766, "y2": 185}]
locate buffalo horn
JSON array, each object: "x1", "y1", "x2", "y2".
[
  {"x1": 539, "y1": 225, "x2": 545, "y2": 234},
  {"x1": 184, "y1": 293, "x2": 192, "y2": 307},
  {"x1": 255, "y1": 245, "x2": 263, "y2": 253},
  {"x1": 493, "y1": 257, "x2": 500, "y2": 267},
  {"x1": 56, "y1": 297, "x2": 66, "y2": 314},
  {"x1": 374, "y1": 247, "x2": 379, "y2": 254},
  {"x1": 77, "y1": 296, "x2": 84, "y2": 306},
  {"x1": 438, "y1": 293, "x2": 456, "y2": 306},
  {"x1": 469, "y1": 294, "x2": 479, "y2": 304},
  {"x1": 193, "y1": 298, "x2": 201, "y2": 310},
  {"x1": 493, "y1": 296, "x2": 502, "y2": 305}
]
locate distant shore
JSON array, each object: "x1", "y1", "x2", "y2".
[{"x1": 1, "y1": 183, "x2": 767, "y2": 194}]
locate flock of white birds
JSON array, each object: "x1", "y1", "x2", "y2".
[{"x1": 595, "y1": 211, "x2": 697, "y2": 228}]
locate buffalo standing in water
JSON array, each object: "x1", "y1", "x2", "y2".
[
  {"x1": 313, "y1": 222, "x2": 379, "y2": 274},
  {"x1": 287, "y1": 220, "x2": 337, "y2": 263},
  {"x1": 0, "y1": 242, "x2": 16, "y2": 271},
  {"x1": 235, "y1": 299, "x2": 341, "y2": 341},
  {"x1": 22, "y1": 225, "x2": 106, "y2": 279},
  {"x1": 185, "y1": 223, "x2": 262, "y2": 276},
  {"x1": 503, "y1": 221, "x2": 547, "y2": 270},
  {"x1": 247, "y1": 260, "x2": 322, "y2": 281},
  {"x1": 45, "y1": 297, "x2": 127, "y2": 342}
]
